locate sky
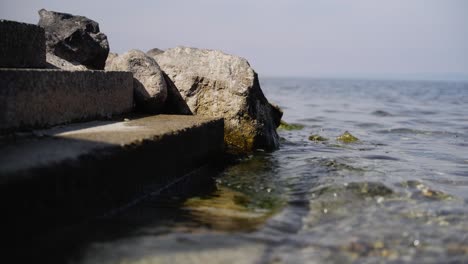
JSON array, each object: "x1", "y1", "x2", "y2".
[{"x1": 1, "y1": 0, "x2": 467, "y2": 80}]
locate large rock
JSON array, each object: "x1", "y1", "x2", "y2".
[
  {"x1": 153, "y1": 46, "x2": 282, "y2": 152},
  {"x1": 106, "y1": 50, "x2": 167, "y2": 113},
  {"x1": 38, "y1": 9, "x2": 109, "y2": 70}
]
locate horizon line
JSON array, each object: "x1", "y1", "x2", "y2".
[{"x1": 258, "y1": 74, "x2": 468, "y2": 83}]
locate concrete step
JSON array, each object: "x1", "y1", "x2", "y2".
[
  {"x1": 0, "y1": 114, "x2": 224, "y2": 228},
  {"x1": 0, "y1": 20, "x2": 46, "y2": 68},
  {"x1": 0, "y1": 68, "x2": 133, "y2": 133}
]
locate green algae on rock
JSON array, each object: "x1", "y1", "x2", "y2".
[
  {"x1": 309, "y1": 134, "x2": 328, "y2": 142},
  {"x1": 278, "y1": 120, "x2": 304, "y2": 131},
  {"x1": 337, "y1": 131, "x2": 359, "y2": 143}
]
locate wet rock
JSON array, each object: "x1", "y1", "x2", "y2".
[
  {"x1": 38, "y1": 9, "x2": 109, "y2": 70},
  {"x1": 322, "y1": 160, "x2": 365, "y2": 172},
  {"x1": 309, "y1": 134, "x2": 328, "y2": 142},
  {"x1": 337, "y1": 131, "x2": 359, "y2": 143},
  {"x1": 153, "y1": 46, "x2": 282, "y2": 152},
  {"x1": 278, "y1": 120, "x2": 304, "y2": 131},
  {"x1": 401, "y1": 180, "x2": 452, "y2": 200},
  {"x1": 146, "y1": 48, "x2": 164, "y2": 57},
  {"x1": 270, "y1": 104, "x2": 283, "y2": 127},
  {"x1": 45, "y1": 53, "x2": 88, "y2": 71},
  {"x1": 106, "y1": 50, "x2": 167, "y2": 113}
]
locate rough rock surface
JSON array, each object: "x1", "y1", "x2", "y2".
[
  {"x1": 45, "y1": 53, "x2": 87, "y2": 71},
  {"x1": 160, "y1": 72, "x2": 193, "y2": 115},
  {"x1": 105, "y1": 52, "x2": 118, "y2": 67},
  {"x1": 38, "y1": 9, "x2": 109, "y2": 70},
  {"x1": 153, "y1": 46, "x2": 282, "y2": 152},
  {"x1": 106, "y1": 50, "x2": 167, "y2": 113}
]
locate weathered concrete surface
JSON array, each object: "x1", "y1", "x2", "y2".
[
  {"x1": 0, "y1": 115, "x2": 224, "y2": 232},
  {"x1": 0, "y1": 20, "x2": 46, "y2": 68},
  {"x1": 0, "y1": 69, "x2": 133, "y2": 133}
]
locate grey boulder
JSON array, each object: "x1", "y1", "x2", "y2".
[
  {"x1": 153, "y1": 46, "x2": 282, "y2": 152},
  {"x1": 38, "y1": 9, "x2": 109, "y2": 70},
  {"x1": 106, "y1": 50, "x2": 167, "y2": 113}
]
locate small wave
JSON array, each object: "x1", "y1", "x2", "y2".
[
  {"x1": 452, "y1": 171, "x2": 468, "y2": 177},
  {"x1": 410, "y1": 110, "x2": 438, "y2": 116},
  {"x1": 371, "y1": 110, "x2": 393, "y2": 117},
  {"x1": 298, "y1": 117, "x2": 324, "y2": 122},
  {"x1": 362, "y1": 155, "x2": 400, "y2": 161},
  {"x1": 377, "y1": 128, "x2": 463, "y2": 138},
  {"x1": 355, "y1": 122, "x2": 384, "y2": 128},
  {"x1": 377, "y1": 128, "x2": 427, "y2": 134}
]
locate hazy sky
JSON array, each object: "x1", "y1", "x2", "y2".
[{"x1": 1, "y1": 0, "x2": 467, "y2": 80}]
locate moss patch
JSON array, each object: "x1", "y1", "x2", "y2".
[
  {"x1": 309, "y1": 134, "x2": 328, "y2": 142},
  {"x1": 278, "y1": 120, "x2": 304, "y2": 131},
  {"x1": 337, "y1": 131, "x2": 359, "y2": 143}
]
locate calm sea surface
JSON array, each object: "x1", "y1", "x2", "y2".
[{"x1": 31, "y1": 78, "x2": 468, "y2": 263}]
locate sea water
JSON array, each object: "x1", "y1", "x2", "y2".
[{"x1": 31, "y1": 78, "x2": 468, "y2": 263}]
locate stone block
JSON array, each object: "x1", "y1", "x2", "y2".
[
  {"x1": 0, "y1": 69, "x2": 133, "y2": 133},
  {"x1": 0, "y1": 115, "x2": 224, "y2": 230},
  {"x1": 0, "y1": 20, "x2": 46, "y2": 68}
]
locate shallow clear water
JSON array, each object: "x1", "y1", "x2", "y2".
[{"x1": 30, "y1": 78, "x2": 468, "y2": 263}]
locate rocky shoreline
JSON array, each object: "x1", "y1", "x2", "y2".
[
  {"x1": 0, "y1": 9, "x2": 282, "y2": 238},
  {"x1": 38, "y1": 9, "x2": 282, "y2": 153}
]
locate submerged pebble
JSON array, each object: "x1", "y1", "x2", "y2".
[
  {"x1": 309, "y1": 134, "x2": 328, "y2": 142},
  {"x1": 400, "y1": 180, "x2": 452, "y2": 201}
]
